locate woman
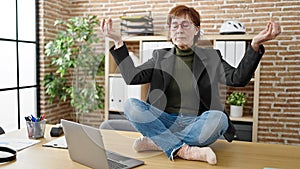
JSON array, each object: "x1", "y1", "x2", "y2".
[{"x1": 101, "y1": 5, "x2": 280, "y2": 165}]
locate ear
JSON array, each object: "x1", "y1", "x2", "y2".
[{"x1": 194, "y1": 26, "x2": 200, "y2": 35}]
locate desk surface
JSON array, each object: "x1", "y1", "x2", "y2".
[{"x1": 1, "y1": 125, "x2": 300, "y2": 169}]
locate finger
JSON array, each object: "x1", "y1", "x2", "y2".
[
  {"x1": 267, "y1": 21, "x2": 272, "y2": 31},
  {"x1": 100, "y1": 19, "x2": 105, "y2": 31},
  {"x1": 271, "y1": 22, "x2": 277, "y2": 35},
  {"x1": 266, "y1": 21, "x2": 273, "y2": 36},
  {"x1": 273, "y1": 22, "x2": 281, "y2": 36},
  {"x1": 108, "y1": 17, "x2": 112, "y2": 30},
  {"x1": 260, "y1": 21, "x2": 271, "y2": 35}
]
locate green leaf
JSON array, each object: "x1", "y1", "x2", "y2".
[
  {"x1": 43, "y1": 15, "x2": 105, "y2": 114},
  {"x1": 226, "y1": 92, "x2": 247, "y2": 106}
]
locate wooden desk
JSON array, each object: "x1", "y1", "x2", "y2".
[
  {"x1": 0, "y1": 125, "x2": 88, "y2": 169},
  {"x1": 1, "y1": 125, "x2": 299, "y2": 169}
]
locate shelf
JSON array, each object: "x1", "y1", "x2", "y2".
[
  {"x1": 121, "y1": 35, "x2": 168, "y2": 41},
  {"x1": 109, "y1": 73, "x2": 122, "y2": 77},
  {"x1": 201, "y1": 34, "x2": 255, "y2": 41},
  {"x1": 121, "y1": 34, "x2": 255, "y2": 42},
  {"x1": 108, "y1": 109, "x2": 124, "y2": 113},
  {"x1": 230, "y1": 115, "x2": 253, "y2": 122}
]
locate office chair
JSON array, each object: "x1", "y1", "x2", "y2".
[
  {"x1": 100, "y1": 119, "x2": 137, "y2": 132},
  {"x1": 0, "y1": 127, "x2": 5, "y2": 135}
]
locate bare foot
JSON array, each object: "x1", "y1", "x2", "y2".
[{"x1": 176, "y1": 144, "x2": 217, "y2": 165}]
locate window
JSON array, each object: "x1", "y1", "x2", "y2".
[{"x1": 0, "y1": 0, "x2": 38, "y2": 132}]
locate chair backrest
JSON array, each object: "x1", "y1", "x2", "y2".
[
  {"x1": 99, "y1": 119, "x2": 137, "y2": 132},
  {"x1": 0, "y1": 127, "x2": 5, "y2": 135}
]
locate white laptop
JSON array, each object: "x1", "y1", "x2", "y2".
[{"x1": 61, "y1": 119, "x2": 144, "y2": 169}]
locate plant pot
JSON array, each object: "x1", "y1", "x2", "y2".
[{"x1": 230, "y1": 105, "x2": 243, "y2": 117}]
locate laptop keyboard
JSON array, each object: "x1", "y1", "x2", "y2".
[
  {"x1": 107, "y1": 151, "x2": 131, "y2": 161},
  {"x1": 107, "y1": 158, "x2": 128, "y2": 169}
]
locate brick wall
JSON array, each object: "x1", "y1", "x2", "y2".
[
  {"x1": 39, "y1": 0, "x2": 73, "y2": 125},
  {"x1": 39, "y1": 0, "x2": 300, "y2": 145},
  {"x1": 39, "y1": 0, "x2": 105, "y2": 127}
]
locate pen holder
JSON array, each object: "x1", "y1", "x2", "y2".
[{"x1": 26, "y1": 120, "x2": 46, "y2": 139}]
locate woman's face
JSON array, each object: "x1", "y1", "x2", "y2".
[{"x1": 169, "y1": 15, "x2": 199, "y2": 50}]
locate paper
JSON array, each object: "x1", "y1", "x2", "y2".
[
  {"x1": 42, "y1": 136, "x2": 67, "y2": 149},
  {"x1": 0, "y1": 137, "x2": 40, "y2": 151}
]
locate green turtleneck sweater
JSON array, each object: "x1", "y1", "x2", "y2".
[{"x1": 164, "y1": 46, "x2": 199, "y2": 115}]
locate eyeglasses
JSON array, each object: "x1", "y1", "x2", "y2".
[{"x1": 170, "y1": 21, "x2": 195, "y2": 31}]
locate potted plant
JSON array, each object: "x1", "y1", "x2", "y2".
[
  {"x1": 42, "y1": 15, "x2": 105, "y2": 121},
  {"x1": 226, "y1": 92, "x2": 247, "y2": 117}
]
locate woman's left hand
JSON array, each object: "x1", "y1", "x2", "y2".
[{"x1": 251, "y1": 21, "x2": 281, "y2": 51}]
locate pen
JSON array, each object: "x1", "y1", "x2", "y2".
[
  {"x1": 25, "y1": 116, "x2": 32, "y2": 122},
  {"x1": 25, "y1": 114, "x2": 45, "y2": 122},
  {"x1": 31, "y1": 115, "x2": 37, "y2": 122},
  {"x1": 40, "y1": 114, "x2": 46, "y2": 121},
  {"x1": 25, "y1": 116, "x2": 33, "y2": 128},
  {"x1": 25, "y1": 116, "x2": 31, "y2": 122}
]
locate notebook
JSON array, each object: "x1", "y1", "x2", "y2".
[
  {"x1": 61, "y1": 119, "x2": 144, "y2": 169},
  {"x1": 42, "y1": 136, "x2": 68, "y2": 149},
  {"x1": 0, "y1": 137, "x2": 40, "y2": 151}
]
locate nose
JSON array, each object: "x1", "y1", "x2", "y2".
[{"x1": 176, "y1": 25, "x2": 184, "y2": 33}]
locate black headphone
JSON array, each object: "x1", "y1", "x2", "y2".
[{"x1": 0, "y1": 146, "x2": 17, "y2": 163}]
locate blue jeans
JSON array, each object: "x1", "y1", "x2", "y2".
[{"x1": 123, "y1": 98, "x2": 229, "y2": 160}]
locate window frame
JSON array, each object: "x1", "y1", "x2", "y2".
[{"x1": 0, "y1": 0, "x2": 39, "y2": 130}]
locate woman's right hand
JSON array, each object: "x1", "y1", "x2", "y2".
[
  {"x1": 101, "y1": 18, "x2": 123, "y2": 49},
  {"x1": 251, "y1": 21, "x2": 281, "y2": 52}
]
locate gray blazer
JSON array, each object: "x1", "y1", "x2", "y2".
[{"x1": 110, "y1": 44, "x2": 264, "y2": 142}]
